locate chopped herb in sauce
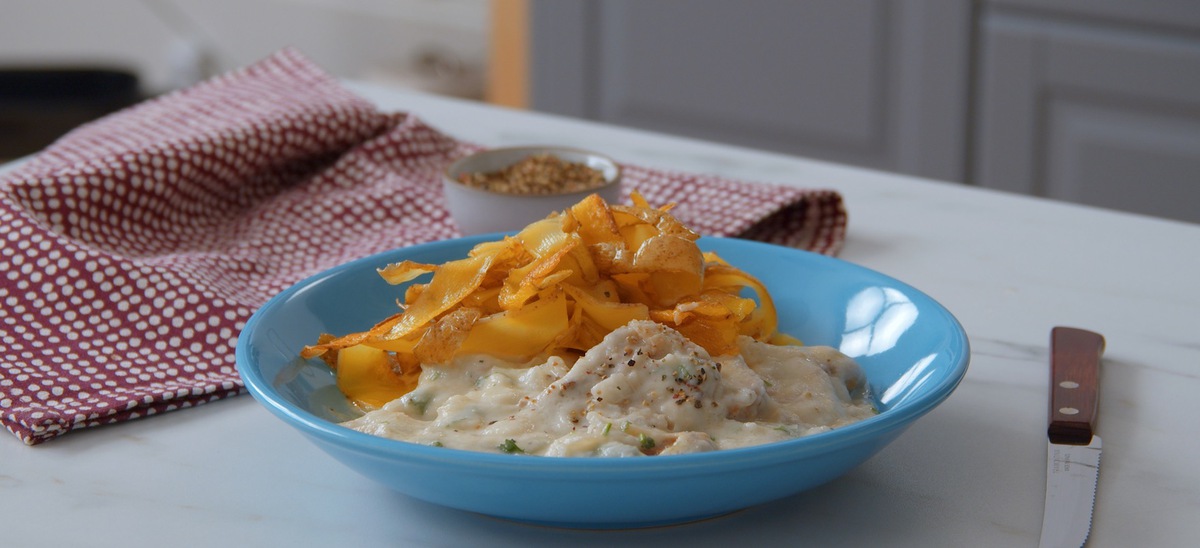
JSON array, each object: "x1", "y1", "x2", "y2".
[
  {"x1": 498, "y1": 438, "x2": 525, "y2": 454},
  {"x1": 408, "y1": 394, "x2": 432, "y2": 415}
]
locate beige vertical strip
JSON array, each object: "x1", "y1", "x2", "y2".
[{"x1": 487, "y1": 0, "x2": 529, "y2": 108}]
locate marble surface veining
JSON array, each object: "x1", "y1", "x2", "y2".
[{"x1": 2, "y1": 82, "x2": 1198, "y2": 547}]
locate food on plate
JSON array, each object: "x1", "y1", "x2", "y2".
[
  {"x1": 302, "y1": 193, "x2": 875, "y2": 456},
  {"x1": 456, "y1": 153, "x2": 608, "y2": 195},
  {"x1": 343, "y1": 320, "x2": 874, "y2": 456}
]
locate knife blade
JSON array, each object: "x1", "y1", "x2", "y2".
[{"x1": 1038, "y1": 327, "x2": 1105, "y2": 548}]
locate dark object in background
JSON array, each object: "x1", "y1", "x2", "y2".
[{"x1": 0, "y1": 68, "x2": 141, "y2": 160}]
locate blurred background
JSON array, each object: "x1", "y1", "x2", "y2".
[{"x1": 3, "y1": 0, "x2": 1199, "y2": 223}]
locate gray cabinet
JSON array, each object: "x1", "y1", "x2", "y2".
[
  {"x1": 974, "y1": 3, "x2": 1200, "y2": 223},
  {"x1": 531, "y1": 0, "x2": 972, "y2": 182},
  {"x1": 529, "y1": 0, "x2": 1200, "y2": 224}
]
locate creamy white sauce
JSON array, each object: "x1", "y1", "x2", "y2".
[{"x1": 342, "y1": 320, "x2": 875, "y2": 456}]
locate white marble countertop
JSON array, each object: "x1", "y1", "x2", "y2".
[{"x1": 3, "y1": 82, "x2": 1198, "y2": 547}]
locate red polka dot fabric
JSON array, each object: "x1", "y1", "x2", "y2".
[{"x1": 0, "y1": 48, "x2": 846, "y2": 445}]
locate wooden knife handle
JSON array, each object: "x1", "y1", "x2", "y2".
[{"x1": 1048, "y1": 326, "x2": 1105, "y2": 445}]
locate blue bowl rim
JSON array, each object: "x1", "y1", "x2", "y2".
[{"x1": 236, "y1": 234, "x2": 970, "y2": 475}]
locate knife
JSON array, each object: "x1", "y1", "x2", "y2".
[{"x1": 1038, "y1": 327, "x2": 1105, "y2": 548}]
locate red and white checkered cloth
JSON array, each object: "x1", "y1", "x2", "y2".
[{"x1": 0, "y1": 48, "x2": 846, "y2": 445}]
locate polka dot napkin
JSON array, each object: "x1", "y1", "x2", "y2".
[{"x1": 0, "y1": 48, "x2": 846, "y2": 445}]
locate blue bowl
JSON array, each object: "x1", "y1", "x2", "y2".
[{"x1": 236, "y1": 235, "x2": 970, "y2": 528}]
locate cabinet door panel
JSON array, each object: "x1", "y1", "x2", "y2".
[
  {"x1": 988, "y1": 0, "x2": 1200, "y2": 34},
  {"x1": 596, "y1": 1, "x2": 882, "y2": 152},
  {"x1": 530, "y1": 0, "x2": 971, "y2": 181},
  {"x1": 1046, "y1": 102, "x2": 1200, "y2": 221},
  {"x1": 974, "y1": 12, "x2": 1200, "y2": 223}
]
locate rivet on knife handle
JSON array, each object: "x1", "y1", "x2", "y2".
[{"x1": 1048, "y1": 327, "x2": 1105, "y2": 445}]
